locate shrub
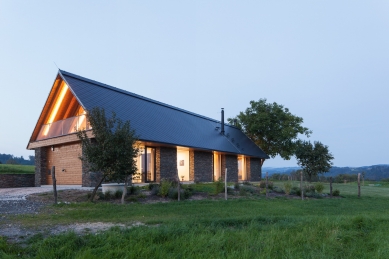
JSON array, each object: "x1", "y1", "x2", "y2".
[
  {"x1": 103, "y1": 191, "x2": 112, "y2": 200},
  {"x1": 315, "y1": 182, "x2": 324, "y2": 194},
  {"x1": 213, "y1": 178, "x2": 225, "y2": 195},
  {"x1": 167, "y1": 187, "x2": 192, "y2": 200},
  {"x1": 284, "y1": 182, "x2": 292, "y2": 195},
  {"x1": 159, "y1": 179, "x2": 172, "y2": 197},
  {"x1": 259, "y1": 180, "x2": 273, "y2": 190},
  {"x1": 304, "y1": 185, "x2": 315, "y2": 193},
  {"x1": 272, "y1": 186, "x2": 284, "y2": 193},
  {"x1": 148, "y1": 183, "x2": 159, "y2": 191},
  {"x1": 239, "y1": 185, "x2": 257, "y2": 195},
  {"x1": 234, "y1": 182, "x2": 240, "y2": 190},
  {"x1": 127, "y1": 186, "x2": 141, "y2": 195},
  {"x1": 150, "y1": 185, "x2": 160, "y2": 196},
  {"x1": 114, "y1": 190, "x2": 123, "y2": 199},
  {"x1": 333, "y1": 189, "x2": 340, "y2": 196},
  {"x1": 242, "y1": 181, "x2": 252, "y2": 186}
]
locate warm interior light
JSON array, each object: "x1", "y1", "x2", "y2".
[
  {"x1": 77, "y1": 107, "x2": 87, "y2": 130},
  {"x1": 43, "y1": 82, "x2": 68, "y2": 135}
]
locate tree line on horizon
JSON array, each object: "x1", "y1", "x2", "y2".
[
  {"x1": 0, "y1": 153, "x2": 35, "y2": 165},
  {"x1": 268, "y1": 164, "x2": 389, "y2": 182}
]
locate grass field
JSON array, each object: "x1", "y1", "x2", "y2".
[
  {"x1": 0, "y1": 164, "x2": 35, "y2": 174},
  {"x1": 1, "y1": 181, "x2": 389, "y2": 258}
]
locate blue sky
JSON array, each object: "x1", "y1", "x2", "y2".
[{"x1": 1, "y1": 1, "x2": 388, "y2": 167}]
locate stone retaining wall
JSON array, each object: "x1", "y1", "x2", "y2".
[{"x1": 0, "y1": 174, "x2": 35, "y2": 188}]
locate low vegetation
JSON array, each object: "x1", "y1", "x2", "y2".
[
  {"x1": 0, "y1": 164, "x2": 35, "y2": 174},
  {"x1": 2, "y1": 180, "x2": 389, "y2": 258}
]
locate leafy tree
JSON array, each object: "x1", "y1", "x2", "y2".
[
  {"x1": 295, "y1": 140, "x2": 334, "y2": 182},
  {"x1": 228, "y1": 99, "x2": 311, "y2": 164},
  {"x1": 77, "y1": 107, "x2": 140, "y2": 202}
]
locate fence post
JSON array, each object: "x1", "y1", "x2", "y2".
[
  {"x1": 225, "y1": 168, "x2": 228, "y2": 200},
  {"x1": 300, "y1": 171, "x2": 303, "y2": 200},
  {"x1": 330, "y1": 177, "x2": 333, "y2": 198},
  {"x1": 52, "y1": 166, "x2": 57, "y2": 205},
  {"x1": 358, "y1": 173, "x2": 361, "y2": 198},
  {"x1": 266, "y1": 172, "x2": 269, "y2": 198}
]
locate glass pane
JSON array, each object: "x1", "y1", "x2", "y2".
[{"x1": 146, "y1": 148, "x2": 155, "y2": 182}]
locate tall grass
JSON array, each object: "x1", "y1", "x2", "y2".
[
  {"x1": 2, "y1": 183, "x2": 389, "y2": 258},
  {"x1": 0, "y1": 164, "x2": 35, "y2": 174}
]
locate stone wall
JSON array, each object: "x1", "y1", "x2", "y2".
[
  {"x1": 34, "y1": 147, "x2": 47, "y2": 187},
  {"x1": 189, "y1": 150, "x2": 195, "y2": 181},
  {"x1": 225, "y1": 154, "x2": 238, "y2": 182},
  {"x1": 159, "y1": 147, "x2": 177, "y2": 180},
  {"x1": 245, "y1": 157, "x2": 251, "y2": 181},
  {"x1": 156, "y1": 147, "x2": 161, "y2": 182},
  {"x1": 193, "y1": 151, "x2": 213, "y2": 182},
  {"x1": 0, "y1": 174, "x2": 35, "y2": 188},
  {"x1": 250, "y1": 158, "x2": 262, "y2": 181}
]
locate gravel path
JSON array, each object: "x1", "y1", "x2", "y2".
[{"x1": 0, "y1": 185, "x2": 94, "y2": 215}]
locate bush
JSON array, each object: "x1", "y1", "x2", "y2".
[
  {"x1": 333, "y1": 189, "x2": 340, "y2": 196},
  {"x1": 127, "y1": 186, "x2": 141, "y2": 195},
  {"x1": 148, "y1": 183, "x2": 159, "y2": 191},
  {"x1": 272, "y1": 186, "x2": 284, "y2": 193},
  {"x1": 114, "y1": 190, "x2": 123, "y2": 199},
  {"x1": 242, "y1": 181, "x2": 252, "y2": 186},
  {"x1": 315, "y1": 182, "x2": 324, "y2": 194},
  {"x1": 284, "y1": 182, "x2": 292, "y2": 195},
  {"x1": 213, "y1": 178, "x2": 225, "y2": 195},
  {"x1": 168, "y1": 187, "x2": 192, "y2": 200},
  {"x1": 304, "y1": 185, "x2": 315, "y2": 193},
  {"x1": 239, "y1": 185, "x2": 258, "y2": 195},
  {"x1": 259, "y1": 181, "x2": 273, "y2": 190},
  {"x1": 150, "y1": 185, "x2": 160, "y2": 196},
  {"x1": 159, "y1": 179, "x2": 172, "y2": 197},
  {"x1": 234, "y1": 182, "x2": 240, "y2": 190}
]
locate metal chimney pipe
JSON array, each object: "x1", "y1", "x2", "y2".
[{"x1": 221, "y1": 108, "x2": 225, "y2": 135}]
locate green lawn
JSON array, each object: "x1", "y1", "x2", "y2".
[
  {"x1": 2, "y1": 182, "x2": 389, "y2": 258},
  {"x1": 0, "y1": 164, "x2": 34, "y2": 174}
]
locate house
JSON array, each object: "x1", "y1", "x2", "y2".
[{"x1": 27, "y1": 70, "x2": 269, "y2": 187}]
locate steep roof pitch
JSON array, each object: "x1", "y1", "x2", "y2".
[{"x1": 32, "y1": 70, "x2": 268, "y2": 158}]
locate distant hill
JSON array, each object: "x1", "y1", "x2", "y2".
[{"x1": 263, "y1": 165, "x2": 389, "y2": 181}]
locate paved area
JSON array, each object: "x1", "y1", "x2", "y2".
[{"x1": 0, "y1": 185, "x2": 94, "y2": 201}]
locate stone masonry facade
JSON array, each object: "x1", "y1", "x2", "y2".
[
  {"x1": 193, "y1": 151, "x2": 213, "y2": 182},
  {"x1": 250, "y1": 158, "x2": 262, "y2": 181},
  {"x1": 0, "y1": 174, "x2": 35, "y2": 188},
  {"x1": 34, "y1": 147, "x2": 47, "y2": 187},
  {"x1": 225, "y1": 154, "x2": 238, "y2": 182},
  {"x1": 159, "y1": 147, "x2": 177, "y2": 181}
]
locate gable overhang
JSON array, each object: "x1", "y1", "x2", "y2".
[{"x1": 27, "y1": 71, "x2": 86, "y2": 149}]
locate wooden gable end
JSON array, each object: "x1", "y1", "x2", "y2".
[{"x1": 27, "y1": 73, "x2": 85, "y2": 149}]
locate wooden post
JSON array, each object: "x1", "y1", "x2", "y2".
[
  {"x1": 300, "y1": 171, "x2": 303, "y2": 200},
  {"x1": 52, "y1": 166, "x2": 57, "y2": 204},
  {"x1": 266, "y1": 172, "x2": 268, "y2": 198},
  {"x1": 225, "y1": 168, "x2": 227, "y2": 200},
  {"x1": 330, "y1": 177, "x2": 333, "y2": 198},
  {"x1": 358, "y1": 173, "x2": 361, "y2": 198},
  {"x1": 177, "y1": 168, "x2": 180, "y2": 201}
]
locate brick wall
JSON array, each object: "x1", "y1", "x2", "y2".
[
  {"x1": 0, "y1": 174, "x2": 35, "y2": 188},
  {"x1": 46, "y1": 142, "x2": 83, "y2": 185},
  {"x1": 189, "y1": 150, "x2": 195, "y2": 181},
  {"x1": 246, "y1": 157, "x2": 251, "y2": 181},
  {"x1": 224, "y1": 154, "x2": 238, "y2": 182},
  {"x1": 34, "y1": 147, "x2": 47, "y2": 187},
  {"x1": 250, "y1": 158, "x2": 262, "y2": 181},
  {"x1": 193, "y1": 151, "x2": 213, "y2": 182},
  {"x1": 159, "y1": 147, "x2": 177, "y2": 181}
]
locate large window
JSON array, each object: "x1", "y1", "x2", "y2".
[
  {"x1": 134, "y1": 147, "x2": 156, "y2": 183},
  {"x1": 213, "y1": 152, "x2": 222, "y2": 181},
  {"x1": 177, "y1": 147, "x2": 189, "y2": 181},
  {"x1": 238, "y1": 156, "x2": 247, "y2": 181}
]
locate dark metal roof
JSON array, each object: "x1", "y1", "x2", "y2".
[{"x1": 59, "y1": 70, "x2": 269, "y2": 158}]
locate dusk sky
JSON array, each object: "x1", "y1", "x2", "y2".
[{"x1": 1, "y1": 1, "x2": 388, "y2": 167}]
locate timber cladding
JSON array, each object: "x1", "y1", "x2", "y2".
[{"x1": 46, "y1": 142, "x2": 82, "y2": 185}]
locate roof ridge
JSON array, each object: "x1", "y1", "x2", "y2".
[{"x1": 59, "y1": 69, "x2": 238, "y2": 128}]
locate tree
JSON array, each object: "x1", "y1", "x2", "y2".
[
  {"x1": 228, "y1": 99, "x2": 311, "y2": 163},
  {"x1": 77, "y1": 107, "x2": 140, "y2": 202},
  {"x1": 295, "y1": 140, "x2": 334, "y2": 182}
]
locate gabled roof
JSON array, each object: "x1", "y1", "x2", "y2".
[{"x1": 30, "y1": 70, "x2": 268, "y2": 158}]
